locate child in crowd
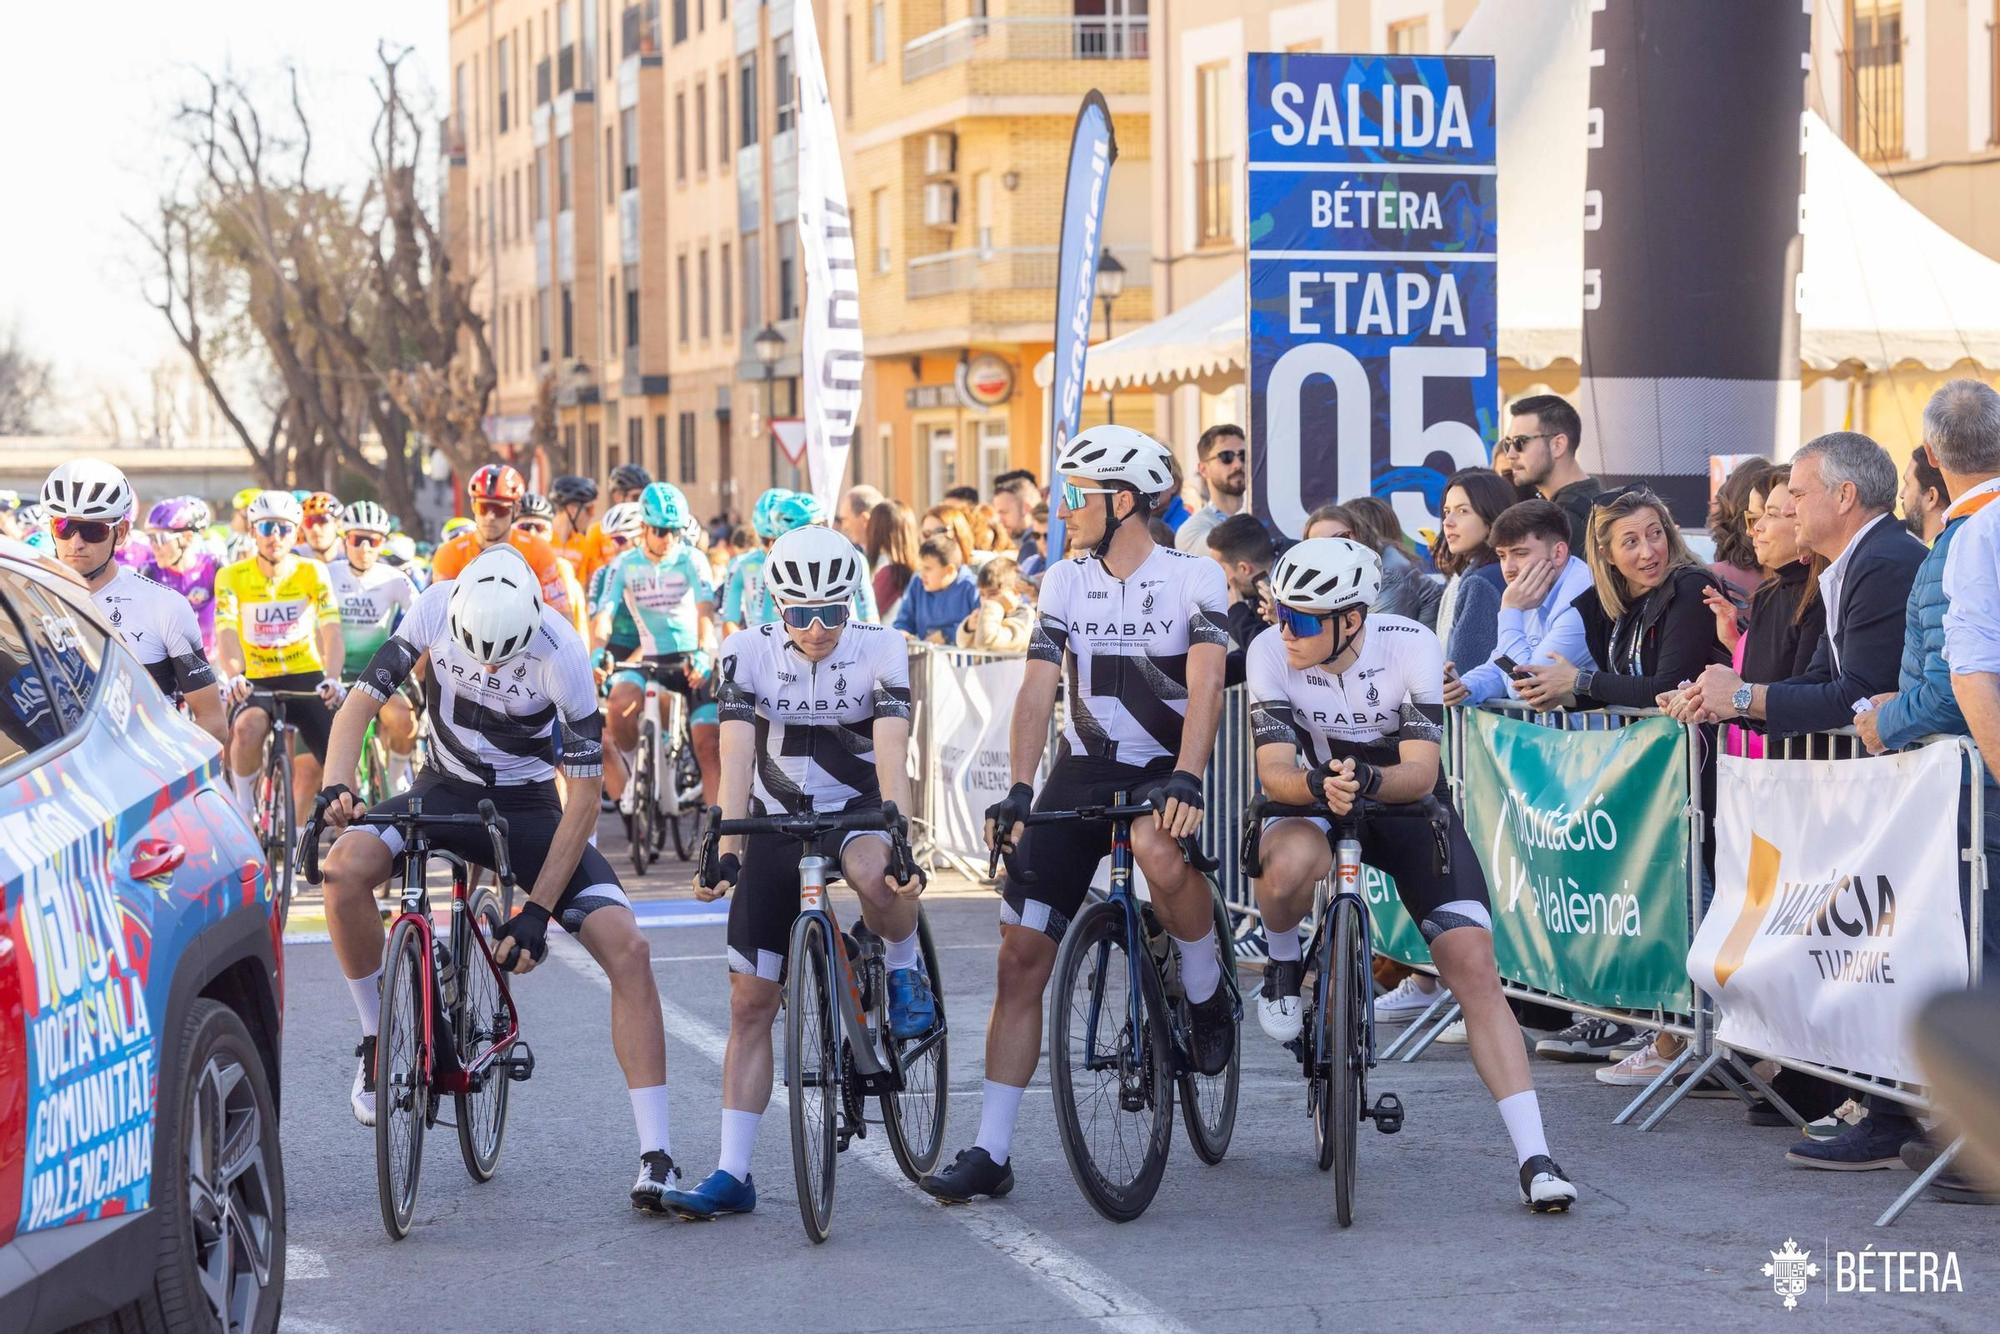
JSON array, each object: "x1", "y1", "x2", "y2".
[
  {"x1": 893, "y1": 536, "x2": 980, "y2": 643},
  {"x1": 956, "y1": 555, "x2": 1034, "y2": 652}
]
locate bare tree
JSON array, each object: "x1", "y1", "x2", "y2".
[{"x1": 0, "y1": 324, "x2": 55, "y2": 435}]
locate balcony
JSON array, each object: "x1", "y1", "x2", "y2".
[
  {"x1": 903, "y1": 16, "x2": 1149, "y2": 83},
  {"x1": 906, "y1": 245, "x2": 1151, "y2": 299}
]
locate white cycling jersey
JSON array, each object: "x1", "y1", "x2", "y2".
[
  {"x1": 1245, "y1": 613, "x2": 1446, "y2": 770},
  {"x1": 326, "y1": 559, "x2": 417, "y2": 677},
  {"x1": 1027, "y1": 544, "x2": 1230, "y2": 766},
  {"x1": 93, "y1": 566, "x2": 218, "y2": 698},
  {"x1": 715, "y1": 620, "x2": 911, "y2": 815},
  {"x1": 355, "y1": 580, "x2": 603, "y2": 786}
]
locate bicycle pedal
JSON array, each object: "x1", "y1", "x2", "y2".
[
  {"x1": 502, "y1": 1042, "x2": 537, "y2": 1082},
  {"x1": 1370, "y1": 1092, "x2": 1404, "y2": 1135}
]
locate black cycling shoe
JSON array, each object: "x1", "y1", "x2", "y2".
[
  {"x1": 1186, "y1": 986, "x2": 1237, "y2": 1076},
  {"x1": 920, "y1": 1146, "x2": 1015, "y2": 1203},
  {"x1": 1519, "y1": 1154, "x2": 1578, "y2": 1212}
]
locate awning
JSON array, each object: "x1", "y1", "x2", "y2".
[{"x1": 1032, "y1": 273, "x2": 1243, "y2": 394}]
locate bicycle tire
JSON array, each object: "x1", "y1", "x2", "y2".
[
  {"x1": 1310, "y1": 919, "x2": 1336, "y2": 1174},
  {"x1": 376, "y1": 917, "x2": 430, "y2": 1239},
  {"x1": 454, "y1": 885, "x2": 512, "y2": 1183},
  {"x1": 1049, "y1": 899, "x2": 1174, "y2": 1223},
  {"x1": 881, "y1": 910, "x2": 949, "y2": 1182},
  {"x1": 262, "y1": 739, "x2": 295, "y2": 928},
  {"x1": 669, "y1": 741, "x2": 699, "y2": 861},
  {"x1": 1330, "y1": 899, "x2": 1364, "y2": 1227},
  {"x1": 785, "y1": 914, "x2": 840, "y2": 1243},
  {"x1": 630, "y1": 723, "x2": 655, "y2": 876},
  {"x1": 1179, "y1": 885, "x2": 1241, "y2": 1166}
]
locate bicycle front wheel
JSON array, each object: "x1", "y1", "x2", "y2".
[
  {"x1": 1049, "y1": 899, "x2": 1174, "y2": 1223},
  {"x1": 1179, "y1": 885, "x2": 1241, "y2": 1165},
  {"x1": 881, "y1": 910, "x2": 948, "y2": 1182},
  {"x1": 260, "y1": 740, "x2": 295, "y2": 928},
  {"x1": 376, "y1": 917, "x2": 430, "y2": 1239},
  {"x1": 454, "y1": 886, "x2": 512, "y2": 1182},
  {"x1": 629, "y1": 723, "x2": 656, "y2": 876},
  {"x1": 785, "y1": 914, "x2": 840, "y2": 1243},
  {"x1": 1329, "y1": 898, "x2": 1364, "y2": 1227}
]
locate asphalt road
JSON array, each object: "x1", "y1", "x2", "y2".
[{"x1": 274, "y1": 820, "x2": 1995, "y2": 1333}]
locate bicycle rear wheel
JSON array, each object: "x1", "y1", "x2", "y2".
[
  {"x1": 881, "y1": 911, "x2": 949, "y2": 1182},
  {"x1": 259, "y1": 738, "x2": 295, "y2": 928},
  {"x1": 1179, "y1": 885, "x2": 1241, "y2": 1165},
  {"x1": 785, "y1": 914, "x2": 840, "y2": 1243},
  {"x1": 1049, "y1": 899, "x2": 1174, "y2": 1223},
  {"x1": 669, "y1": 741, "x2": 700, "y2": 861},
  {"x1": 629, "y1": 723, "x2": 656, "y2": 876},
  {"x1": 376, "y1": 917, "x2": 430, "y2": 1239},
  {"x1": 454, "y1": 886, "x2": 512, "y2": 1182},
  {"x1": 1330, "y1": 898, "x2": 1364, "y2": 1227}
]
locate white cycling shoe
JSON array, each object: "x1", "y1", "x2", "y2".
[
  {"x1": 351, "y1": 1036, "x2": 377, "y2": 1128},
  {"x1": 1257, "y1": 959, "x2": 1305, "y2": 1044}
]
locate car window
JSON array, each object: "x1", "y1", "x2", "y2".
[
  {"x1": 0, "y1": 580, "x2": 60, "y2": 760},
  {"x1": 0, "y1": 570, "x2": 104, "y2": 727}
]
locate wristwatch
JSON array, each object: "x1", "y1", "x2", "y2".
[{"x1": 1731, "y1": 683, "x2": 1754, "y2": 716}]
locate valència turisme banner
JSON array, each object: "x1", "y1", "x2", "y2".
[
  {"x1": 1245, "y1": 53, "x2": 1497, "y2": 541},
  {"x1": 1459, "y1": 710, "x2": 1693, "y2": 1014}
]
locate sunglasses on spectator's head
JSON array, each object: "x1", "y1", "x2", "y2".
[
  {"x1": 781, "y1": 601, "x2": 850, "y2": 631},
  {"x1": 53, "y1": 517, "x2": 114, "y2": 544},
  {"x1": 1210, "y1": 448, "x2": 1246, "y2": 465},
  {"x1": 253, "y1": 519, "x2": 296, "y2": 539},
  {"x1": 344, "y1": 533, "x2": 385, "y2": 548},
  {"x1": 1590, "y1": 484, "x2": 1647, "y2": 511},
  {"x1": 473, "y1": 500, "x2": 516, "y2": 518},
  {"x1": 1276, "y1": 605, "x2": 1328, "y2": 638}
]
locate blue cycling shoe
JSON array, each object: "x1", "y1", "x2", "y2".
[
  {"x1": 661, "y1": 1167, "x2": 757, "y2": 1220},
  {"x1": 887, "y1": 965, "x2": 938, "y2": 1040}
]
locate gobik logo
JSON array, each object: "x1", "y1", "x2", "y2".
[{"x1": 1763, "y1": 1239, "x2": 1819, "y2": 1310}]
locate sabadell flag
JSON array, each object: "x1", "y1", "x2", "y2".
[
  {"x1": 795, "y1": 0, "x2": 863, "y2": 513},
  {"x1": 1045, "y1": 92, "x2": 1117, "y2": 559}
]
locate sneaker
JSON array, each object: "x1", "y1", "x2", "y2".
[
  {"x1": 886, "y1": 965, "x2": 938, "y2": 1040},
  {"x1": 1518, "y1": 1154, "x2": 1577, "y2": 1212},
  {"x1": 1901, "y1": 1136, "x2": 2000, "y2": 1204},
  {"x1": 1372, "y1": 975, "x2": 1447, "y2": 1022},
  {"x1": 661, "y1": 1167, "x2": 757, "y2": 1219},
  {"x1": 1536, "y1": 1017, "x2": 1641, "y2": 1062},
  {"x1": 1745, "y1": 1098, "x2": 1794, "y2": 1128},
  {"x1": 1786, "y1": 1110, "x2": 1919, "y2": 1171},
  {"x1": 1257, "y1": 959, "x2": 1304, "y2": 1044},
  {"x1": 1185, "y1": 987, "x2": 1237, "y2": 1076},
  {"x1": 920, "y1": 1146, "x2": 1015, "y2": 1203},
  {"x1": 351, "y1": 1037, "x2": 376, "y2": 1127},
  {"x1": 1435, "y1": 1018, "x2": 1468, "y2": 1045},
  {"x1": 629, "y1": 1150, "x2": 683, "y2": 1213},
  {"x1": 1594, "y1": 1039, "x2": 1673, "y2": 1086}
]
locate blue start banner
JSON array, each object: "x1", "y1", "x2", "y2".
[
  {"x1": 1045, "y1": 91, "x2": 1118, "y2": 561},
  {"x1": 1246, "y1": 53, "x2": 1497, "y2": 541}
]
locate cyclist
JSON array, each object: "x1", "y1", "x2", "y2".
[
  {"x1": 214, "y1": 490, "x2": 345, "y2": 819},
  {"x1": 516, "y1": 492, "x2": 590, "y2": 638},
  {"x1": 719, "y1": 489, "x2": 788, "y2": 633},
  {"x1": 140, "y1": 496, "x2": 221, "y2": 656},
  {"x1": 297, "y1": 492, "x2": 344, "y2": 562},
  {"x1": 40, "y1": 462, "x2": 226, "y2": 746},
  {"x1": 548, "y1": 473, "x2": 600, "y2": 568},
  {"x1": 431, "y1": 465, "x2": 574, "y2": 618},
  {"x1": 594, "y1": 482, "x2": 722, "y2": 819},
  {"x1": 662, "y1": 525, "x2": 929, "y2": 1220},
  {"x1": 752, "y1": 494, "x2": 879, "y2": 626},
  {"x1": 16, "y1": 503, "x2": 51, "y2": 553},
  {"x1": 0, "y1": 491, "x2": 24, "y2": 542},
  {"x1": 578, "y1": 463, "x2": 653, "y2": 585},
  {"x1": 316, "y1": 545, "x2": 684, "y2": 1212},
  {"x1": 923, "y1": 425, "x2": 1233, "y2": 1204},
  {"x1": 441, "y1": 515, "x2": 473, "y2": 543},
  {"x1": 228, "y1": 487, "x2": 261, "y2": 537},
  {"x1": 1247, "y1": 537, "x2": 1577, "y2": 1212},
  {"x1": 327, "y1": 499, "x2": 420, "y2": 792}
]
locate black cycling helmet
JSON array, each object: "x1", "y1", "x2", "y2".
[
  {"x1": 609, "y1": 463, "x2": 652, "y2": 493},
  {"x1": 549, "y1": 474, "x2": 598, "y2": 505},
  {"x1": 516, "y1": 492, "x2": 555, "y2": 522}
]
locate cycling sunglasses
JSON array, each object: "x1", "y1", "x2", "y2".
[
  {"x1": 52, "y1": 517, "x2": 114, "y2": 544},
  {"x1": 513, "y1": 520, "x2": 553, "y2": 539},
  {"x1": 253, "y1": 519, "x2": 297, "y2": 539},
  {"x1": 472, "y1": 500, "x2": 517, "y2": 518},
  {"x1": 344, "y1": 532, "x2": 385, "y2": 548},
  {"x1": 145, "y1": 526, "x2": 198, "y2": 540},
  {"x1": 645, "y1": 523, "x2": 678, "y2": 538},
  {"x1": 1060, "y1": 481, "x2": 1116, "y2": 512},
  {"x1": 781, "y1": 602, "x2": 851, "y2": 631},
  {"x1": 1276, "y1": 605, "x2": 1328, "y2": 638}
]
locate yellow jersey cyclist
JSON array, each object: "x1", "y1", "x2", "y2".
[
  {"x1": 215, "y1": 489, "x2": 346, "y2": 821},
  {"x1": 326, "y1": 499, "x2": 420, "y2": 792},
  {"x1": 1248, "y1": 537, "x2": 1576, "y2": 1212}
]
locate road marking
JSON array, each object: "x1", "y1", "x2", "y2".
[
  {"x1": 550, "y1": 936, "x2": 1199, "y2": 1334},
  {"x1": 646, "y1": 941, "x2": 1005, "y2": 966},
  {"x1": 287, "y1": 1244, "x2": 331, "y2": 1279}
]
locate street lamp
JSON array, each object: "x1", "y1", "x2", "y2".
[
  {"x1": 1094, "y1": 248, "x2": 1126, "y2": 424},
  {"x1": 753, "y1": 323, "x2": 785, "y2": 490}
]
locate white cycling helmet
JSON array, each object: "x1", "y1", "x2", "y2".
[
  {"x1": 244, "y1": 490, "x2": 305, "y2": 527},
  {"x1": 765, "y1": 525, "x2": 864, "y2": 605},
  {"x1": 342, "y1": 499, "x2": 393, "y2": 535},
  {"x1": 1270, "y1": 537, "x2": 1382, "y2": 614},
  {"x1": 602, "y1": 502, "x2": 644, "y2": 539},
  {"x1": 41, "y1": 459, "x2": 134, "y2": 523},
  {"x1": 447, "y1": 546, "x2": 544, "y2": 665},
  {"x1": 1053, "y1": 424, "x2": 1176, "y2": 498}
]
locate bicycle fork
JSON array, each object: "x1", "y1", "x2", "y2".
[{"x1": 1082, "y1": 828, "x2": 1154, "y2": 1114}]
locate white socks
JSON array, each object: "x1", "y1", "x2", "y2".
[
  {"x1": 1496, "y1": 1090, "x2": 1550, "y2": 1166},
  {"x1": 347, "y1": 968, "x2": 382, "y2": 1038},
  {"x1": 629, "y1": 1084, "x2": 673, "y2": 1157},
  {"x1": 230, "y1": 769, "x2": 257, "y2": 814},
  {"x1": 974, "y1": 1080, "x2": 1025, "y2": 1164},
  {"x1": 1174, "y1": 927, "x2": 1222, "y2": 1004},
  {"x1": 884, "y1": 927, "x2": 921, "y2": 971},
  {"x1": 718, "y1": 1107, "x2": 761, "y2": 1180},
  {"x1": 1265, "y1": 924, "x2": 1302, "y2": 962}
]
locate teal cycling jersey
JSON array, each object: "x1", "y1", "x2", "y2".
[
  {"x1": 599, "y1": 541, "x2": 715, "y2": 656},
  {"x1": 721, "y1": 549, "x2": 771, "y2": 628},
  {"x1": 590, "y1": 562, "x2": 640, "y2": 647}
]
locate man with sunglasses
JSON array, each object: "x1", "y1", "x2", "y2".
[
  {"x1": 140, "y1": 496, "x2": 221, "y2": 656},
  {"x1": 1247, "y1": 536, "x2": 1578, "y2": 1213},
  {"x1": 297, "y1": 492, "x2": 345, "y2": 563},
  {"x1": 514, "y1": 492, "x2": 591, "y2": 639},
  {"x1": 1500, "y1": 394, "x2": 1596, "y2": 551},
  {"x1": 326, "y1": 499, "x2": 419, "y2": 792},
  {"x1": 663, "y1": 524, "x2": 926, "y2": 1220},
  {"x1": 922, "y1": 424, "x2": 1233, "y2": 1204},
  {"x1": 430, "y1": 464, "x2": 574, "y2": 620},
  {"x1": 548, "y1": 473, "x2": 601, "y2": 568},
  {"x1": 1175, "y1": 424, "x2": 1250, "y2": 555},
  {"x1": 39, "y1": 462, "x2": 227, "y2": 747}
]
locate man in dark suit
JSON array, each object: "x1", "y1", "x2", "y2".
[{"x1": 1684, "y1": 431, "x2": 1925, "y2": 734}]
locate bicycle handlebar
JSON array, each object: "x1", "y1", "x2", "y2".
[
  {"x1": 1239, "y1": 793, "x2": 1450, "y2": 880},
  {"x1": 987, "y1": 789, "x2": 1221, "y2": 886},
  {"x1": 697, "y1": 801, "x2": 921, "y2": 887},
  {"x1": 300, "y1": 793, "x2": 516, "y2": 892},
  {"x1": 246, "y1": 688, "x2": 329, "y2": 703}
]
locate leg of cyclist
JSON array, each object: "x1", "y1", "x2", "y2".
[
  {"x1": 570, "y1": 899, "x2": 676, "y2": 1208},
  {"x1": 227, "y1": 702, "x2": 271, "y2": 816},
  {"x1": 292, "y1": 684, "x2": 336, "y2": 825},
  {"x1": 377, "y1": 693, "x2": 418, "y2": 790},
  {"x1": 1132, "y1": 812, "x2": 1236, "y2": 1075},
  {"x1": 605, "y1": 677, "x2": 643, "y2": 809},
  {"x1": 690, "y1": 717, "x2": 720, "y2": 810},
  {"x1": 320, "y1": 828, "x2": 396, "y2": 1126},
  {"x1": 841, "y1": 832, "x2": 933, "y2": 1038},
  {"x1": 1251, "y1": 818, "x2": 1332, "y2": 1043}
]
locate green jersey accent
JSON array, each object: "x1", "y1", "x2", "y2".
[
  {"x1": 599, "y1": 541, "x2": 715, "y2": 656},
  {"x1": 327, "y1": 559, "x2": 417, "y2": 677}
]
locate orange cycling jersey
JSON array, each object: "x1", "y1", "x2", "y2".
[
  {"x1": 575, "y1": 521, "x2": 620, "y2": 586},
  {"x1": 430, "y1": 531, "x2": 574, "y2": 618}
]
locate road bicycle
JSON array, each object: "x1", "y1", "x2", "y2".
[
  {"x1": 997, "y1": 793, "x2": 1240, "y2": 1223},
  {"x1": 626, "y1": 654, "x2": 704, "y2": 873},
  {"x1": 697, "y1": 802, "x2": 946, "y2": 1244},
  {"x1": 303, "y1": 795, "x2": 536, "y2": 1240},
  {"x1": 1242, "y1": 796, "x2": 1439, "y2": 1226},
  {"x1": 240, "y1": 688, "x2": 322, "y2": 928}
]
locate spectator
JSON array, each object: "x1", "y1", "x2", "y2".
[
  {"x1": 943, "y1": 484, "x2": 981, "y2": 507},
  {"x1": 1435, "y1": 468, "x2": 1514, "y2": 682},
  {"x1": 1704, "y1": 467, "x2": 1827, "y2": 757},
  {"x1": 992, "y1": 474, "x2": 1046, "y2": 576},
  {"x1": 1450, "y1": 499, "x2": 1597, "y2": 707},
  {"x1": 1902, "y1": 445, "x2": 1950, "y2": 545},
  {"x1": 992, "y1": 467, "x2": 1040, "y2": 494},
  {"x1": 969, "y1": 502, "x2": 1011, "y2": 564},
  {"x1": 956, "y1": 555, "x2": 1035, "y2": 652},
  {"x1": 1502, "y1": 394, "x2": 1596, "y2": 551},
  {"x1": 921, "y1": 502, "x2": 979, "y2": 568},
  {"x1": 1491, "y1": 436, "x2": 1538, "y2": 502},
  {"x1": 1708, "y1": 458, "x2": 1775, "y2": 605},
  {"x1": 1205, "y1": 512, "x2": 1276, "y2": 654},
  {"x1": 1175, "y1": 424, "x2": 1249, "y2": 555},
  {"x1": 1153, "y1": 448, "x2": 1192, "y2": 534},
  {"x1": 1344, "y1": 495, "x2": 1443, "y2": 630},
  {"x1": 1303, "y1": 502, "x2": 1357, "y2": 541},
  {"x1": 866, "y1": 500, "x2": 921, "y2": 622},
  {"x1": 1681, "y1": 432, "x2": 1925, "y2": 737},
  {"x1": 840, "y1": 484, "x2": 883, "y2": 546},
  {"x1": 892, "y1": 536, "x2": 980, "y2": 644}
]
